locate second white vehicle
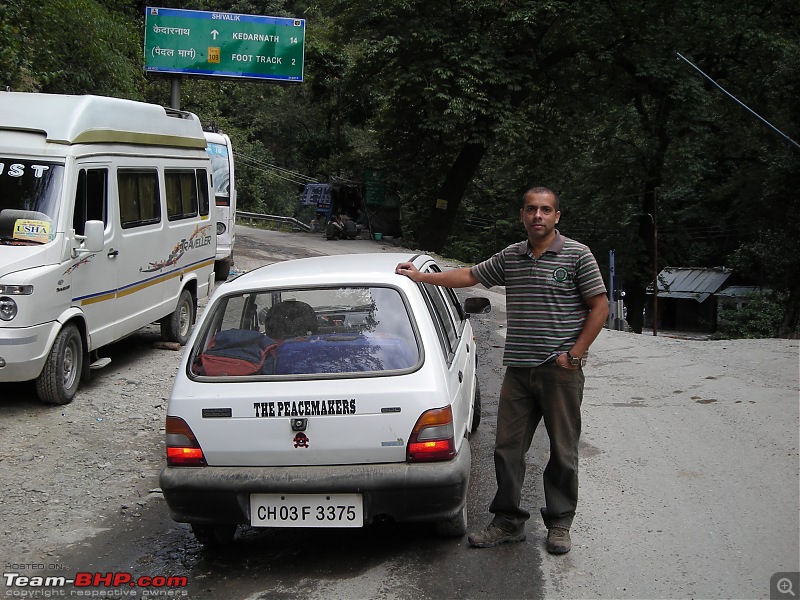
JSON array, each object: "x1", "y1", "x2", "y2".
[
  {"x1": 204, "y1": 130, "x2": 236, "y2": 281},
  {"x1": 160, "y1": 252, "x2": 490, "y2": 545}
]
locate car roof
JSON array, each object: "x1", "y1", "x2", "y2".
[{"x1": 223, "y1": 252, "x2": 434, "y2": 291}]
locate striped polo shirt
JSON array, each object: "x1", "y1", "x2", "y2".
[{"x1": 471, "y1": 231, "x2": 607, "y2": 367}]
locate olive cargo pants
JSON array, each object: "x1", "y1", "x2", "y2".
[{"x1": 489, "y1": 362, "x2": 585, "y2": 531}]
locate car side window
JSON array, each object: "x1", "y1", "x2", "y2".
[
  {"x1": 421, "y1": 275, "x2": 460, "y2": 360},
  {"x1": 433, "y1": 267, "x2": 467, "y2": 336}
]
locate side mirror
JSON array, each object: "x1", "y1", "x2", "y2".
[
  {"x1": 82, "y1": 220, "x2": 105, "y2": 252},
  {"x1": 463, "y1": 296, "x2": 491, "y2": 316}
]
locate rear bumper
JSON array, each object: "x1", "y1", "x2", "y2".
[{"x1": 160, "y1": 441, "x2": 471, "y2": 526}]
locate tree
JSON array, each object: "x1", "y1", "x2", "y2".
[
  {"x1": 2, "y1": 0, "x2": 797, "y2": 335},
  {"x1": 8, "y1": 0, "x2": 145, "y2": 96},
  {"x1": 471, "y1": 0, "x2": 799, "y2": 334},
  {"x1": 327, "y1": 0, "x2": 587, "y2": 252}
]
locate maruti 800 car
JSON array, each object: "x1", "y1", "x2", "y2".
[{"x1": 160, "y1": 253, "x2": 490, "y2": 545}]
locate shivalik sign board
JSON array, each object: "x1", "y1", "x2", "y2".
[{"x1": 144, "y1": 7, "x2": 305, "y2": 82}]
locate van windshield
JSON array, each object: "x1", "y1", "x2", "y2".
[
  {"x1": 206, "y1": 142, "x2": 230, "y2": 202},
  {"x1": 0, "y1": 158, "x2": 64, "y2": 244}
]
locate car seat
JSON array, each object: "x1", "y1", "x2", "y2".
[{"x1": 262, "y1": 300, "x2": 319, "y2": 339}]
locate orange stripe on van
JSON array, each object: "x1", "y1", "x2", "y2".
[
  {"x1": 80, "y1": 292, "x2": 117, "y2": 306},
  {"x1": 80, "y1": 259, "x2": 214, "y2": 305}
]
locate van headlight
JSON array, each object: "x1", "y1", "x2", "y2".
[
  {"x1": 0, "y1": 297, "x2": 18, "y2": 321},
  {"x1": 216, "y1": 222, "x2": 226, "y2": 235}
]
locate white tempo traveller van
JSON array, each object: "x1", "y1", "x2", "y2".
[
  {"x1": 204, "y1": 130, "x2": 236, "y2": 281},
  {"x1": 0, "y1": 92, "x2": 216, "y2": 405}
]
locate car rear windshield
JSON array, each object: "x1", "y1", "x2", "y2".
[{"x1": 189, "y1": 286, "x2": 421, "y2": 379}]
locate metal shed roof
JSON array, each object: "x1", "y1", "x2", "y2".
[{"x1": 647, "y1": 267, "x2": 732, "y2": 303}]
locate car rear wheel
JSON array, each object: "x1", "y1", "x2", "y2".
[
  {"x1": 435, "y1": 503, "x2": 468, "y2": 537},
  {"x1": 191, "y1": 523, "x2": 237, "y2": 547},
  {"x1": 161, "y1": 288, "x2": 195, "y2": 345}
]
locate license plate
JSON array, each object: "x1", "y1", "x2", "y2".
[{"x1": 250, "y1": 493, "x2": 363, "y2": 528}]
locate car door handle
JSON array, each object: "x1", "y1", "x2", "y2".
[
  {"x1": 458, "y1": 371, "x2": 463, "y2": 383},
  {"x1": 107, "y1": 249, "x2": 119, "y2": 258}
]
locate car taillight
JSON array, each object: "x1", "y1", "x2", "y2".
[
  {"x1": 407, "y1": 406, "x2": 456, "y2": 462},
  {"x1": 165, "y1": 416, "x2": 207, "y2": 466}
]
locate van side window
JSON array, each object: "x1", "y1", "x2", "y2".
[
  {"x1": 118, "y1": 170, "x2": 160, "y2": 228},
  {"x1": 165, "y1": 170, "x2": 200, "y2": 221},
  {"x1": 197, "y1": 169, "x2": 210, "y2": 217},
  {"x1": 73, "y1": 168, "x2": 108, "y2": 235}
]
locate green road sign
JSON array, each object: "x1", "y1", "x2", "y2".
[{"x1": 144, "y1": 7, "x2": 304, "y2": 82}]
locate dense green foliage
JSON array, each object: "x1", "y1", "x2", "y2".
[
  {"x1": 714, "y1": 291, "x2": 787, "y2": 339},
  {"x1": 2, "y1": 0, "x2": 798, "y2": 335}
]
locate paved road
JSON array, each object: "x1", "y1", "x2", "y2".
[
  {"x1": 4, "y1": 225, "x2": 797, "y2": 600},
  {"x1": 236, "y1": 226, "x2": 800, "y2": 599},
  {"x1": 220, "y1": 225, "x2": 800, "y2": 598}
]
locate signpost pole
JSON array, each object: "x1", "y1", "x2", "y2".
[
  {"x1": 608, "y1": 249, "x2": 615, "y2": 329},
  {"x1": 653, "y1": 187, "x2": 659, "y2": 336},
  {"x1": 170, "y1": 75, "x2": 181, "y2": 110}
]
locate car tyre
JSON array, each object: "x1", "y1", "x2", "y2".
[
  {"x1": 36, "y1": 324, "x2": 83, "y2": 405},
  {"x1": 161, "y1": 288, "x2": 195, "y2": 345},
  {"x1": 191, "y1": 523, "x2": 237, "y2": 547},
  {"x1": 435, "y1": 502, "x2": 468, "y2": 537},
  {"x1": 470, "y1": 377, "x2": 482, "y2": 433}
]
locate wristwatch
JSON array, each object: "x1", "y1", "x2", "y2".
[{"x1": 566, "y1": 351, "x2": 585, "y2": 367}]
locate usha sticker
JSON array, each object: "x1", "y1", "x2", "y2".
[{"x1": 13, "y1": 219, "x2": 52, "y2": 243}]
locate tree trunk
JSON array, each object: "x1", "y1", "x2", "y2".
[
  {"x1": 417, "y1": 141, "x2": 487, "y2": 253},
  {"x1": 626, "y1": 89, "x2": 672, "y2": 334}
]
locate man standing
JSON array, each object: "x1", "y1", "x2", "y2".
[{"x1": 395, "y1": 186, "x2": 608, "y2": 554}]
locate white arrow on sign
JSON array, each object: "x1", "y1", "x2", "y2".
[{"x1": 211, "y1": 29, "x2": 219, "y2": 39}]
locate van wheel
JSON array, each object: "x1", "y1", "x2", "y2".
[
  {"x1": 161, "y1": 289, "x2": 195, "y2": 345},
  {"x1": 470, "y1": 378, "x2": 482, "y2": 433},
  {"x1": 191, "y1": 523, "x2": 236, "y2": 547},
  {"x1": 435, "y1": 503, "x2": 467, "y2": 537},
  {"x1": 214, "y1": 255, "x2": 232, "y2": 281},
  {"x1": 36, "y1": 324, "x2": 83, "y2": 405}
]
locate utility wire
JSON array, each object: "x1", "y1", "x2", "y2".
[
  {"x1": 235, "y1": 155, "x2": 314, "y2": 185},
  {"x1": 234, "y1": 152, "x2": 320, "y2": 185},
  {"x1": 676, "y1": 52, "x2": 800, "y2": 150},
  {"x1": 235, "y1": 153, "x2": 317, "y2": 182}
]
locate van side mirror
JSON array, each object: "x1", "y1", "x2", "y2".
[
  {"x1": 463, "y1": 296, "x2": 491, "y2": 316},
  {"x1": 81, "y1": 220, "x2": 105, "y2": 252}
]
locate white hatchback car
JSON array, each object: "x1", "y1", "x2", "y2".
[{"x1": 160, "y1": 252, "x2": 490, "y2": 545}]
